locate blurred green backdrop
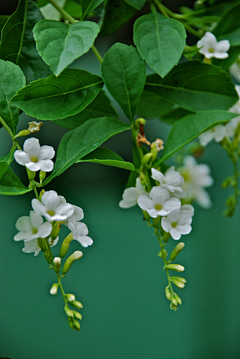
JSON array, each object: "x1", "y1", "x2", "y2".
[{"x1": 1, "y1": 21, "x2": 240, "y2": 359}]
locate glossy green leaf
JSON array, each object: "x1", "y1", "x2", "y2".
[
  {"x1": 0, "y1": 60, "x2": 26, "y2": 134},
  {"x1": 100, "y1": 0, "x2": 136, "y2": 36},
  {"x1": 33, "y1": 20, "x2": 100, "y2": 76},
  {"x1": 53, "y1": 90, "x2": 117, "y2": 129},
  {"x1": 133, "y1": 12, "x2": 186, "y2": 78},
  {"x1": 0, "y1": 16, "x2": 9, "y2": 32},
  {"x1": 160, "y1": 107, "x2": 194, "y2": 125},
  {"x1": 10, "y1": 69, "x2": 103, "y2": 121},
  {"x1": 101, "y1": 43, "x2": 146, "y2": 122},
  {"x1": 77, "y1": 148, "x2": 135, "y2": 171},
  {"x1": 80, "y1": 0, "x2": 104, "y2": 19},
  {"x1": 44, "y1": 117, "x2": 130, "y2": 185},
  {"x1": 137, "y1": 90, "x2": 173, "y2": 119},
  {"x1": 157, "y1": 110, "x2": 237, "y2": 165},
  {"x1": 0, "y1": 0, "x2": 51, "y2": 84},
  {"x1": 0, "y1": 162, "x2": 31, "y2": 195},
  {"x1": 64, "y1": 0, "x2": 82, "y2": 19},
  {"x1": 213, "y1": 3, "x2": 240, "y2": 46},
  {"x1": 124, "y1": 0, "x2": 146, "y2": 11},
  {"x1": 145, "y1": 61, "x2": 238, "y2": 112},
  {"x1": 179, "y1": 2, "x2": 237, "y2": 18}
]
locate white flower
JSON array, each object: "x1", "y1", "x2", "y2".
[
  {"x1": 151, "y1": 167, "x2": 184, "y2": 193},
  {"x1": 22, "y1": 236, "x2": 59, "y2": 256},
  {"x1": 198, "y1": 124, "x2": 226, "y2": 146},
  {"x1": 14, "y1": 211, "x2": 52, "y2": 242},
  {"x1": 197, "y1": 32, "x2": 230, "y2": 59},
  {"x1": 14, "y1": 137, "x2": 55, "y2": 172},
  {"x1": 230, "y1": 58, "x2": 240, "y2": 81},
  {"x1": 68, "y1": 221, "x2": 93, "y2": 248},
  {"x1": 60, "y1": 196, "x2": 84, "y2": 226},
  {"x1": 32, "y1": 190, "x2": 74, "y2": 222},
  {"x1": 119, "y1": 177, "x2": 147, "y2": 208},
  {"x1": 161, "y1": 207, "x2": 193, "y2": 240},
  {"x1": 137, "y1": 186, "x2": 181, "y2": 218},
  {"x1": 226, "y1": 85, "x2": 240, "y2": 137},
  {"x1": 178, "y1": 156, "x2": 213, "y2": 209}
]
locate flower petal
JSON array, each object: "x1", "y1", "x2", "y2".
[
  {"x1": 32, "y1": 199, "x2": 47, "y2": 216},
  {"x1": 23, "y1": 138, "x2": 40, "y2": 157},
  {"x1": 14, "y1": 151, "x2": 31, "y2": 166},
  {"x1": 29, "y1": 211, "x2": 43, "y2": 228},
  {"x1": 37, "y1": 222, "x2": 52, "y2": 238},
  {"x1": 137, "y1": 194, "x2": 153, "y2": 211},
  {"x1": 76, "y1": 236, "x2": 93, "y2": 248},
  {"x1": 37, "y1": 159, "x2": 54, "y2": 172},
  {"x1": 42, "y1": 190, "x2": 60, "y2": 209},
  {"x1": 15, "y1": 216, "x2": 32, "y2": 232},
  {"x1": 39, "y1": 145, "x2": 55, "y2": 160}
]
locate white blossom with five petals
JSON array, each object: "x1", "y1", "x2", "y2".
[
  {"x1": 14, "y1": 211, "x2": 52, "y2": 242},
  {"x1": 151, "y1": 167, "x2": 184, "y2": 193},
  {"x1": 119, "y1": 177, "x2": 147, "y2": 208},
  {"x1": 161, "y1": 205, "x2": 194, "y2": 240},
  {"x1": 22, "y1": 236, "x2": 59, "y2": 256},
  {"x1": 68, "y1": 222, "x2": 93, "y2": 248},
  {"x1": 14, "y1": 137, "x2": 55, "y2": 172},
  {"x1": 197, "y1": 32, "x2": 230, "y2": 59}
]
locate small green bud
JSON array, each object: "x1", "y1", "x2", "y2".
[
  {"x1": 39, "y1": 170, "x2": 46, "y2": 183},
  {"x1": 15, "y1": 129, "x2": 31, "y2": 138},
  {"x1": 142, "y1": 210, "x2": 151, "y2": 222},
  {"x1": 141, "y1": 153, "x2": 152, "y2": 165},
  {"x1": 170, "y1": 302, "x2": 178, "y2": 311},
  {"x1": 174, "y1": 293, "x2": 182, "y2": 305},
  {"x1": 62, "y1": 251, "x2": 83, "y2": 275},
  {"x1": 68, "y1": 316, "x2": 74, "y2": 330},
  {"x1": 39, "y1": 189, "x2": 45, "y2": 201},
  {"x1": 152, "y1": 216, "x2": 160, "y2": 227},
  {"x1": 74, "y1": 311, "x2": 82, "y2": 320},
  {"x1": 73, "y1": 319, "x2": 80, "y2": 331},
  {"x1": 172, "y1": 279, "x2": 185, "y2": 289},
  {"x1": 59, "y1": 232, "x2": 73, "y2": 258},
  {"x1": 66, "y1": 293, "x2": 75, "y2": 302},
  {"x1": 69, "y1": 300, "x2": 83, "y2": 310},
  {"x1": 165, "y1": 286, "x2": 171, "y2": 301},
  {"x1": 64, "y1": 305, "x2": 74, "y2": 317},
  {"x1": 171, "y1": 276, "x2": 186, "y2": 284},
  {"x1": 163, "y1": 232, "x2": 170, "y2": 243},
  {"x1": 135, "y1": 117, "x2": 146, "y2": 126},
  {"x1": 53, "y1": 257, "x2": 61, "y2": 274},
  {"x1": 37, "y1": 237, "x2": 46, "y2": 252},
  {"x1": 171, "y1": 297, "x2": 178, "y2": 306},
  {"x1": 51, "y1": 222, "x2": 61, "y2": 241},
  {"x1": 170, "y1": 242, "x2": 185, "y2": 262},
  {"x1": 139, "y1": 172, "x2": 147, "y2": 186},
  {"x1": 50, "y1": 283, "x2": 58, "y2": 295},
  {"x1": 157, "y1": 249, "x2": 168, "y2": 258},
  {"x1": 164, "y1": 264, "x2": 185, "y2": 272},
  {"x1": 27, "y1": 168, "x2": 36, "y2": 181}
]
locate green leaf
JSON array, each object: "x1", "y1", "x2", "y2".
[
  {"x1": 145, "y1": 61, "x2": 238, "y2": 112},
  {"x1": 33, "y1": 20, "x2": 100, "y2": 76},
  {"x1": 123, "y1": 0, "x2": 146, "y2": 11},
  {"x1": 0, "y1": 162, "x2": 31, "y2": 195},
  {"x1": 10, "y1": 68, "x2": 103, "y2": 121},
  {"x1": 64, "y1": 0, "x2": 82, "y2": 19},
  {"x1": 133, "y1": 12, "x2": 186, "y2": 78},
  {"x1": 212, "y1": 3, "x2": 240, "y2": 46},
  {"x1": 44, "y1": 117, "x2": 130, "y2": 185},
  {"x1": 0, "y1": 0, "x2": 51, "y2": 84},
  {"x1": 53, "y1": 90, "x2": 117, "y2": 129},
  {"x1": 0, "y1": 16, "x2": 9, "y2": 32},
  {"x1": 77, "y1": 147, "x2": 135, "y2": 171},
  {"x1": 157, "y1": 110, "x2": 237, "y2": 165},
  {"x1": 101, "y1": 43, "x2": 146, "y2": 122},
  {"x1": 0, "y1": 0, "x2": 28, "y2": 63},
  {"x1": 100, "y1": 0, "x2": 136, "y2": 36},
  {"x1": 80, "y1": 0, "x2": 104, "y2": 19},
  {"x1": 0, "y1": 145, "x2": 16, "y2": 165},
  {"x1": 160, "y1": 107, "x2": 194, "y2": 125},
  {"x1": 36, "y1": 0, "x2": 49, "y2": 7},
  {"x1": 0, "y1": 60, "x2": 26, "y2": 134},
  {"x1": 180, "y1": 2, "x2": 237, "y2": 18},
  {"x1": 137, "y1": 90, "x2": 173, "y2": 119}
]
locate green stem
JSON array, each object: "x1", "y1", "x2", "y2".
[
  {"x1": 32, "y1": 183, "x2": 39, "y2": 199},
  {"x1": 153, "y1": 0, "x2": 169, "y2": 17},
  {"x1": 57, "y1": 273, "x2": 68, "y2": 306},
  {"x1": 180, "y1": 20, "x2": 201, "y2": 38},
  {"x1": 0, "y1": 116, "x2": 22, "y2": 150},
  {"x1": 47, "y1": 0, "x2": 102, "y2": 63}
]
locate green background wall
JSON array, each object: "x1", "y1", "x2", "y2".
[{"x1": 1, "y1": 41, "x2": 240, "y2": 359}]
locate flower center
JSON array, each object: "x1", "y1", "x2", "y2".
[
  {"x1": 47, "y1": 210, "x2": 55, "y2": 217},
  {"x1": 30, "y1": 156, "x2": 38, "y2": 162},
  {"x1": 171, "y1": 222, "x2": 177, "y2": 228},
  {"x1": 208, "y1": 47, "x2": 214, "y2": 53},
  {"x1": 32, "y1": 227, "x2": 38, "y2": 234},
  {"x1": 155, "y1": 204, "x2": 162, "y2": 210},
  {"x1": 182, "y1": 170, "x2": 192, "y2": 183}
]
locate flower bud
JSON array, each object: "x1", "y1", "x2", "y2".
[
  {"x1": 27, "y1": 168, "x2": 36, "y2": 181},
  {"x1": 37, "y1": 237, "x2": 46, "y2": 252},
  {"x1": 50, "y1": 283, "x2": 58, "y2": 295},
  {"x1": 171, "y1": 276, "x2": 186, "y2": 284},
  {"x1": 163, "y1": 232, "x2": 170, "y2": 243},
  {"x1": 64, "y1": 305, "x2": 74, "y2": 317},
  {"x1": 66, "y1": 293, "x2": 75, "y2": 302},
  {"x1": 164, "y1": 264, "x2": 185, "y2": 272},
  {"x1": 39, "y1": 170, "x2": 46, "y2": 182},
  {"x1": 74, "y1": 311, "x2": 82, "y2": 320},
  {"x1": 152, "y1": 216, "x2": 160, "y2": 228},
  {"x1": 62, "y1": 251, "x2": 83, "y2": 275},
  {"x1": 53, "y1": 257, "x2": 61, "y2": 274},
  {"x1": 142, "y1": 210, "x2": 151, "y2": 222},
  {"x1": 73, "y1": 319, "x2": 80, "y2": 331},
  {"x1": 158, "y1": 249, "x2": 168, "y2": 258},
  {"x1": 139, "y1": 172, "x2": 147, "y2": 186},
  {"x1": 170, "y1": 242, "x2": 185, "y2": 262},
  {"x1": 51, "y1": 222, "x2": 61, "y2": 241},
  {"x1": 39, "y1": 189, "x2": 45, "y2": 201},
  {"x1": 59, "y1": 232, "x2": 73, "y2": 258},
  {"x1": 174, "y1": 293, "x2": 182, "y2": 305},
  {"x1": 172, "y1": 279, "x2": 185, "y2": 289},
  {"x1": 135, "y1": 117, "x2": 146, "y2": 127},
  {"x1": 141, "y1": 153, "x2": 152, "y2": 165},
  {"x1": 68, "y1": 316, "x2": 74, "y2": 330},
  {"x1": 69, "y1": 300, "x2": 83, "y2": 309},
  {"x1": 165, "y1": 286, "x2": 171, "y2": 301},
  {"x1": 171, "y1": 297, "x2": 178, "y2": 306},
  {"x1": 15, "y1": 129, "x2": 31, "y2": 138}
]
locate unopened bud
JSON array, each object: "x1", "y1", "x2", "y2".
[
  {"x1": 53, "y1": 257, "x2": 61, "y2": 273},
  {"x1": 141, "y1": 153, "x2": 152, "y2": 165},
  {"x1": 59, "y1": 232, "x2": 73, "y2": 258},
  {"x1": 135, "y1": 117, "x2": 146, "y2": 127},
  {"x1": 164, "y1": 264, "x2": 185, "y2": 272},
  {"x1": 142, "y1": 210, "x2": 151, "y2": 222},
  {"x1": 62, "y1": 251, "x2": 83, "y2": 275},
  {"x1": 69, "y1": 300, "x2": 83, "y2": 309},
  {"x1": 73, "y1": 319, "x2": 80, "y2": 331},
  {"x1": 174, "y1": 293, "x2": 182, "y2": 305},
  {"x1": 139, "y1": 172, "x2": 147, "y2": 186},
  {"x1": 158, "y1": 249, "x2": 168, "y2": 258},
  {"x1": 170, "y1": 242, "x2": 185, "y2": 261},
  {"x1": 171, "y1": 297, "x2": 178, "y2": 306},
  {"x1": 64, "y1": 305, "x2": 74, "y2": 317},
  {"x1": 66, "y1": 293, "x2": 75, "y2": 302},
  {"x1": 165, "y1": 286, "x2": 171, "y2": 301},
  {"x1": 74, "y1": 311, "x2": 82, "y2": 320},
  {"x1": 37, "y1": 237, "x2": 46, "y2": 252},
  {"x1": 51, "y1": 222, "x2": 61, "y2": 241},
  {"x1": 39, "y1": 170, "x2": 46, "y2": 182},
  {"x1": 163, "y1": 232, "x2": 170, "y2": 243},
  {"x1": 152, "y1": 216, "x2": 160, "y2": 227},
  {"x1": 27, "y1": 168, "x2": 36, "y2": 181},
  {"x1": 15, "y1": 129, "x2": 31, "y2": 138},
  {"x1": 68, "y1": 316, "x2": 74, "y2": 330},
  {"x1": 50, "y1": 283, "x2": 58, "y2": 295},
  {"x1": 171, "y1": 276, "x2": 186, "y2": 284},
  {"x1": 172, "y1": 278, "x2": 185, "y2": 289}
]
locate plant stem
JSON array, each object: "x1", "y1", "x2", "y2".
[
  {"x1": 57, "y1": 273, "x2": 68, "y2": 306},
  {"x1": 0, "y1": 116, "x2": 22, "y2": 150},
  {"x1": 47, "y1": 0, "x2": 102, "y2": 63}
]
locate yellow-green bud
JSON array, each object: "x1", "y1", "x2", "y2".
[
  {"x1": 68, "y1": 316, "x2": 74, "y2": 330},
  {"x1": 15, "y1": 129, "x2": 31, "y2": 138},
  {"x1": 135, "y1": 117, "x2": 146, "y2": 126},
  {"x1": 170, "y1": 242, "x2": 185, "y2": 262},
  {"x1": 73, "y1": 319, "x2": 80, "y2": 331},
  {"x1": 174, "y1": 293, "x2": 182, "y2": 305},
  {"x1": 171, "y1": 297, "x2": 178, "y2": 306},
  {"x1": 164, "y1": 264, "x2": 185, "y2": 272},
  {"x1": 165, "y1": 286, "x2": 171, "y2": 301},
  {"x1": 141, "y1": 153, "x2": 152, "y2": 165},
  {"x1": 66, "y1": 293, "x2": 75, "y2": 302},
  {"x1": 74, "y1": 311, "x2": 82, "y2": 320},
  {"x1": 37, "y1": 238, "x2": 46, "y2": 252},
  {"x1": 59, "y1": 232, "x2": 73, "y2": 258},
  {"x1": 39, "y1": 189, "x2": 45, "y2": 201},
  {"x1": 27, "y1": 168, "x2": 36, "y2": 181},
  {"x1": 157, "y1": 249, "x2": 168, "y2": 258},
  {"x1": 152, "y1": 216, "x2": 160, "y2": 227},
  {"x1": 172, "y1": 279, "x2": 185, "y2": 289},
  {"x1": 163, "y1": 232, "x2": 170, "y2": 243},
  {"x1": 62, "y1": 251, "x2": 83, "y2": 275},
  {"x1": 142, "y1": 210, "x2": 151, "y2": 222},
  {"x1": 39, "y1": 170, "x2": 46, "y2": 182},
  {"x1": 64, "y1": 305, "x2": 74, "y2": 317},
  {"x1": 50, "y1": 283, "x2": 58, "y2": 295},
  {"x1": 69, "y1": 300, "x2": 83, "y2": 309},
  {"x1": 171, "y1": 276, "x2": 186, "y2": 284},
  {"x1": 139, "y1": 172, "x2": 147, "y2": 186},
  {"x1": 51, "y1": 222, "x2": 61, "y2": 241},
  {"x1": 53, "y1": 257, "x2": 61, "y2": 274}
]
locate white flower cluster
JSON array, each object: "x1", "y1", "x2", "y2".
[
  {"x1": 119, "y1": 167, "x2": 194, "y2": 240},
  {"x1": 14, "y1": 137, "x2": 93, "y2": 255},
  {"x1": 199, "y1": 85, "x2": 240, "y2": 146}
]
